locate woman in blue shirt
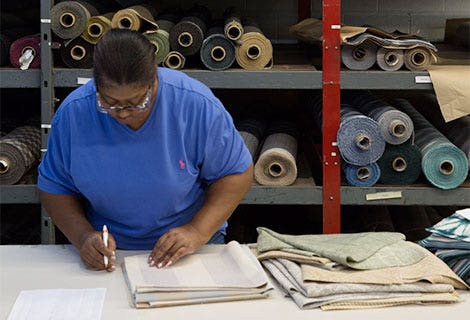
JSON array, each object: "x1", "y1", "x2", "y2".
[{"x1": 38, "y1": 29, "x2": 253, "y2": 272}]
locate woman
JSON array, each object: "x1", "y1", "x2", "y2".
[{"x1": 38, "y1": 29, "x2": 253, "y2": 272}]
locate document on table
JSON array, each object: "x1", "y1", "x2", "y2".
[{"x1": 7, "y1": 288, "x2": 106, "y2": 320}]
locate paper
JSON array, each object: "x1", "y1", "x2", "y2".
[{"x1": 8, "y1": 288, "x2": 106, "y2": 320}]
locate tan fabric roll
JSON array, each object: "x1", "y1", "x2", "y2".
[
  {"x1": 82, "y1": 12, "x2": 114, "y2": 44},
  {"x1": 163, "y1": 51, "x2": 186, "y2": 70},
  {"x1": 111, "y1": 5, "x2": 158, "y2": 32},
  {"x1": 236, "y1": 31, "x2": 273, "y2": 70},
  {"x1": 254, "y1": 133, "x2": 297, "y2": 186},
  {"x1": 404, "y1": 47, "x2": 433, "y2": 71}
]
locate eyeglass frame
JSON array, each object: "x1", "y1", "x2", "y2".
[{"x1": 95, "y1": 86, "x2": 153, "y2": 113}]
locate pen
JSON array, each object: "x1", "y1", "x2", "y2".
[{"x1": 102, "y1": 225, "x2": 109, "y2": 267}]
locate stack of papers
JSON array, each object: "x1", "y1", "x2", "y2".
[{"x1": 123, "y1": 241, "x2": 273, "y2": 308}]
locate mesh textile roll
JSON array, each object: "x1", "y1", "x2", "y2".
[
  {"x1": 9, "y1": 34, "x2": 40, "y2": 69},
  {"x1": 82, "y1": 12, "x2": 114, "y2": 44},
  {"x1": 343, "y1": 162, "x2": 381, "y2": 187},
  {"x1": 392, "y1": 99, "x2": 468, "y2": 189},
  {"x1": 111, "y1": 5, "x2": 158, "y2": 32},
  {"x1": 376, "y1": 48, "x2": 404, "y2": 71},
  {"x1": 377, "y1": 143, "x2": 422, "y2": 185},
  {"x1": 51, "y1": 1, "x2": 99, "y2": 39},
  {"x1": 254, "y1": 122, "x2": 298, "y2": 186},
  {"x1": 223, "y1": 6, "x2": 243, "y2": 41},
  {"x1": 1, "y1": 33, "x2": 12, "y2": 66},
  {"x1": 200, "y1": 26, "x2": 236, "y2": 71},
  {"x1": 236, "y1": 118, "x2": 267, "y2": 160},
  {"x1": 345, "y1": 91, "x2": 414, "y2": 145},
  {"x1": 169, "y1": 5, "x2": 211, "y2": 56},
  {"x1": 61, "y1": 36, "x2": 94, "y2": 68},
  {"x1": 404, "y1": 47, "x2": 433, "y2": 71},
  {"x1": 341, "y1": 41, "x2": 378, "y2": 70},
  {"x1": 163, "y1": 51, "x2": 186, "y2": 69},
  {"x1": 0, "y1": 126, "x2": 41, "y2": 185},
  {"x1": 236, "y1": 19, "x2": 273, "y2": 70}
]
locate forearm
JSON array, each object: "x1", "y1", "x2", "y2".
[
  {"x1": 189, "y1": 163, "x2": 254, "y2": 239},
  {"x1": 39, "y1": 191, "x2": 95, "y2": 248}
]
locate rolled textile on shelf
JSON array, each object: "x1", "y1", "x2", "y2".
[
  {"x1": 169, "y1": 4, "x2": 211, "y2": 56},
  {"x1": 254, "y1": 122, "x2": 298, "y2": 186},
  {"x1": 51, "y1": 1, "x2": 99, "y2": 39},
  {"x1": 343, "y1": 162, "x2": 381, "y2": 187},
  {"x1": 111, "y1": 5, "x2": 158, "y2": 31},
  {"x1": 9, "y1": 34, "x2": 40, "y2": 69},
  {"x1": 82, "y1": 12, "x2": 114, "y2": 44},
  {"x1": 377, "y1": 143, "x2": 422, "y2": 185},
  {"x1": 341, "y1": 40, "x2": 378, "y2": 70},
  {"x1": 0, "y1": 33, "x2": 12, "y2": 66},
  {"x1": 376, "y1": 47, "x2": 404, "y2": 71},
  {"x1": 223, "y1": 6, "x2": 244, "y2": 41},
  {"x1": 144, "y1": 29, "x2": 171, "y2": 64},
  {"x1": 345, "y1": 91, "x2": 414, "y2": 145},
  {"x1": 163, "y1": 51, "x2": 186, "y2": 69},
  {"x1": 392, "y1": 99, "x2": 468, "y2": 189},
  {"x1": 236, "y1": 18, "x2": 273, "y2": 70},
  {"x1": 200, "y1": 25, "x2": 236, "y2": 71},
  {"x1": 404, "y1": 47, "x2": 433, "y2": 71},
  {"x1": 236, "y1": 118, "x2": 267, "y2": 160},
  {"x1": 61, "y1": 36, "x2": 94, "y2": 68},
  {"x1": 0, "y1": 126, "x2": 41, "y2": 185}
]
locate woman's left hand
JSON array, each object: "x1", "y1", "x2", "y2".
[{"x1": 148, "y1": 224, "x2": 208, "y2": 268}]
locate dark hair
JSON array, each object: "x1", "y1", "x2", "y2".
[{"x1": 93, "y1": 29, "x2": 157, "y2": 88}]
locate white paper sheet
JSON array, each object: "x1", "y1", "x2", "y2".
[{"x1": 7, "y1": 288, "x2": 106, "y2": 320}]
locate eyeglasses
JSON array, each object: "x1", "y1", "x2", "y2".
[{"x1": 96, "y1": 87, "x2": 153, "y2": 113}]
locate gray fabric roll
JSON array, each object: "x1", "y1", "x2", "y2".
[
  {"x1": 341, "y1": 40, "x2": 378, "y2": 70},
  {"x1": 237, "y1": 118, "x2": 267, "y2": 160},
  {"x1": 200, "y1": 26, "x2": 236, "y2": 71},
  {"x1": 404, "y1": 47, "x2": 433, "y2": 71},
  {"x1": 376, "y1": 47, "x2": 404, "y2": 71},
  {"x1": 51, "y1": 1, "x2": 99, "y2": 39}
]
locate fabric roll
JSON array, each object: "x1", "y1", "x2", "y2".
[
  {"x1": 60, "y1": 36, "x2": 94, "y2": 68},
  {"x1": 169, "y1": 5, "x2": 211, "y2": 56},
  {"x1": 341, "y1": 41, "x2": 378, "y2": 70},
  {"x1": 254, "y1": 122, "x2": 298, "y2": 186},
  {"x1": 163, "y1": 51, "x2": 186, "y2": 69},
  {"x1": 223, "y1": 6, "x2": 243, "y2": 41},
  {"x1": 236, "y1": 18, "x2": 273, "y2": 70},
  {"x1": 377, "y1": 143, "x2": 422, "y2": 185},
  {"x1": 82, "y1": 12, "x2": 114, "y2": 44},
  {"x1": 0, "y1": 126, "x2": 41, "y2": 185},
  {"x1": 9, "y1": 34, "x2": 40, "y2": 69},
  {"x1": 111, "y1": 5, "x2": 158, "y2": 32},
  {"x1": 144, "y1": 29, "x2": 171, "y2": 64},
  {"x1": 343, "y1": 162, "x2": 381, "y2": 187},
  {"x1": 376, "y1": 47, "x2": 404, "y2": 71},
  {"x1": 404, "y1": 47, "x2": 433, "y2": 71},
  {"x1": 236, "y1": 118, "x2": 267, "y2": 160},
  {"x1": 0, "y1": 33, "x2": 12, "y2": 66},
  {"x1": 1, "y1": 28, "x2": 36, "y2": 66},
  {"x1": 392, "y1": 99, "x2": 468, "y2": 189},
  {"x1": 345, "y1": 92, "x2": 414, "y2": 145},
  {"x1": 200, "y1": 25, "x2": 236, "y2": 71},
  {"x1": 51, "y1": 1, "x2": 99, "y2": 39}
]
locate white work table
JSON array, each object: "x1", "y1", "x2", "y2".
[{"x1": 1, "y1": 245, "x2": 469, "y2": 320}]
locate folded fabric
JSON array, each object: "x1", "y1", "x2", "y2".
[
  {"x1": 301, "y1": 242, "x2": 469, "y2": 290},
  {"x1": 426, "y1": 208, "x2": 470, "y2": 242},
  {"x1": 256, "y1": 227, "x2": 425, "y2": 269},
  {"x1": 250, "y1": 247, "x2": 338, "y2": 268},
  {"x1": 419, "y1": 234, "x2": 470, "y2": 250}
]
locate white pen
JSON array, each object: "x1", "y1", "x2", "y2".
[{"x1": 102, "y1": 225, "x2": 109, "y2": 267}]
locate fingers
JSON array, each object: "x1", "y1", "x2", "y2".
[{"x1": 79, "y1": 231, "x2": 116, "y2": 271}]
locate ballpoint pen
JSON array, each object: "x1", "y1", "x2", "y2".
[{"x1": 102, "y1": 225, "x2": 109, "y2": 267}]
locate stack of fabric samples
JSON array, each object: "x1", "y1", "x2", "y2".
[
  {"x1": 419, "y1": 208, "x2": 470, "y2": 286},
  {"x1": 251, "y1": 227, "x2": 469, "y2": 310}
]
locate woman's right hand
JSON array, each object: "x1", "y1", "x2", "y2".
[{"x1": 78, "y1": 230, "x2": 117, "y2": 272}]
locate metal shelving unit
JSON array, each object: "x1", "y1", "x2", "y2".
[{"x1": 0, "y1": 69, "x2": 41, "y2": 88}]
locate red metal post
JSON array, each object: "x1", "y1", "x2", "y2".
[{"x1": 322, "y1": 0, "x2": 341, "y2": 233}]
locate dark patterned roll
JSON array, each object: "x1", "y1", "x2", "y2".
[
  {"x1": 9, "y1": 34, "x2": 41, "y2": 69},
  {"x1": 51, "y1": 1, "x2": 99, "y2": 39},
  {"x1": 0, "y1": 126, "x2": 41, "y2": 185},
  {"x1": 377, "y1": 143, "x2": 422, "y2": 185},
  {"x1": 236, "y1": 118, "x2": 267, "y2": 160},
  {"x1": 61, "y1": 36, "x2": 94, "y2": 68},
  {"x1": 200, "y1": 25, "x2": 236, "y2": 71},
  {"x1": 343, "y1": 162, "x2": 381, "y2": 187}
]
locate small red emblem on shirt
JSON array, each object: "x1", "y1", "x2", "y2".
[{"x1": 179, "y1": 159, "x2": 185, "y2": 169}]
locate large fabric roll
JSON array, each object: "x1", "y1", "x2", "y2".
[
  {"x1": 82, "y1": 12, "x2": 114, "y2": 44},
  {"x1": 0, "y1": 126, "x2": 41, "y2": 185},
  {"x1": 200, "y1": 25, "x2": 236, "y2": 71},
  {"x1": 376, "y1": 47, "x2": 404, "y2": 71},
  {"x1": 346, "y1": 92, "x2": 414, "y2": 145},
  {"x1": 163, "y1": 51, "x2": 186, "y2": 69},
  {"x1": 61, "y1": 36, "x2": 94, "y2": 68},
  {"x1": 254, "y1": 122, "x2": 298, "y2": 186},
  {"x1": 236, "y1": 118, "x2": 267, "y2": 160},
  {"x1": 9, "y1": 34, "x2": 40, "y2": 69},
  {"x1": 144, "y1": 29, "x2": 170, "y2": 64},
  {"x1": 377, "y1": 143, "x2": 422, "y2": 185},
  {"x1": 169, "y1": 5, "x2": 211, "y2": 56},
  {"x1": 392, "y1": 99, "x2": 468, "y2": 189},
  {"x1": 236, "y1": 18, "x2": 273, "y2": 70},
  {"x1": 111, "y1": 5, "x2": 158, "y2": 31},
  {"x1": 343, "y1": 162, "x2": 381, "y2": 187},
  {"x1": 223, "y1": 6, "x2": 243, "y2": 41},
  {"x1": 341, "y1": 40, "x2": 378, "y2": 70},
  {"x1": 404, "y1": 47, "x2": 433, "y2": 71},
  {"x1": 51, "y1": 1, "x2": 99, "y2": 39}
]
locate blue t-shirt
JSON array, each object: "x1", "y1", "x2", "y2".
[{"x1": 38, "y1": 68, "x2": 252, "y2": 249}]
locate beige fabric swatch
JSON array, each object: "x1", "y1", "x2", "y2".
[{"x1": 251, "y1": 247, "x2": 333, "y2": 265}]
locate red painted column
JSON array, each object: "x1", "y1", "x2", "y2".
[{"x1": 322, "y1": 0, "x2": 341, "y2": 233}]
